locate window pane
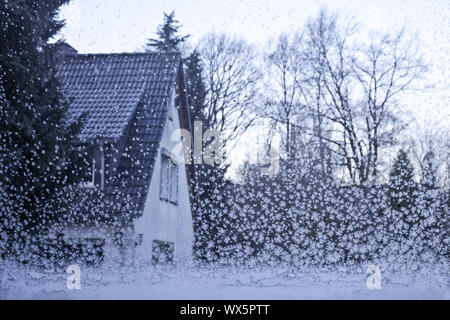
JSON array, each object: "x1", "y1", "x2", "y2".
[
  {"x1": 94, "y1": 145, "x2": 104, "y2": 188},
  {"x1": 80, "y1": 157, "x2": 95, "y2": 187},
  {"x1": 170, "y1": 163, "x2": 178, "y2": 203},
  {"x1": 79, "y1": 146, "x2": 92, "y2": 182},
  {"x1": 160, "y1": 155, "x2": 169, "y2": 200},
  {"x1": 91, "y1": 158, "x2": 96, "y2": 184}
]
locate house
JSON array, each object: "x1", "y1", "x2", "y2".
[{"x1": 54, "y1": 44, "x2": 196, "y2": 266}]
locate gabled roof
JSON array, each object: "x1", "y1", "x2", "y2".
[
  {"x1": 57, "y1": 51, "x2": 185, "y2": 218},
  {"x1": 57, "y1": 52, "x2": 180, "y2": 140}
]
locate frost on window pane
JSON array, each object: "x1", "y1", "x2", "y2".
[{"x1": 0, "y1": 0, "x2": 448, "y2": 300}]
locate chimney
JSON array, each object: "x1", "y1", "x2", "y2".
[{"x1": 51, "y1": 41, "x2": 78, "y2": 57}]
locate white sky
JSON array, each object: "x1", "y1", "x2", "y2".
[
  {"x1": 57, "y1": 0, "x2": 449, "y2": 178},
  {"x1": 59, "y1": 0, "x2": 448, "y2": 53}
]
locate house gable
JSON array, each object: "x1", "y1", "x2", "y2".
[
  {"x1": 133, "y1": 82, "x2": 194, "y2": 260},
  {"x1": 57, "y1": 51, "x2": 191, "y2": 220}
]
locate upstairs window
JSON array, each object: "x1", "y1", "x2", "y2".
[
  {"x1": 79, "y1": 158, "x2": 96, "y2": 188},
  {"x1": 79, "y1": 144, "x2": 104, "y2": 189},
  {"x1": 160, "y1": 149, "x2": 178, "y2": 204},
  {"x1": 168, "y1": 91, "x2": 175, "y2": 121}
]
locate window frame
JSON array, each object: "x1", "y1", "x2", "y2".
[
  {"x1": 79, "y1": 143, "x2": 105, "y2": 189},
  {"x1": 79, "y1": 157, "x2": 96, "y2": 188},
  {"x1": 159, "y1": 148, "x2": 178, "y2": 205}
]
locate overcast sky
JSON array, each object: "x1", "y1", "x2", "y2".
[
  {"x1": 57, "y1": 0, "x2": 449, "y2": 178},
  {"x1": 58, "y1": 0, "x2": 448, "y2": 52},
  {"x1": 57, "y1": 0, "x2": 448, "y2": 115}
]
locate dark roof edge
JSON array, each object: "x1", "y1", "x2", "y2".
[
  {"x1": 66, "y1": 51, "x2": 182, "y2": 58},
  {"x1": 132, "y1": 54, "x2": 183, "y2": 216}
]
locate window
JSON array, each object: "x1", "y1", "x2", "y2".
[
  {"x1": 170, "y1": 163, "x2": 178, "y2": 203},
  {"x1": 80, "y1": 158, "x2": 96, "y2": 188},
  {"x1": 135, "y1": 234, "x2": 143, "y2": 247},
  {"x1": 160, "y1": 154, "x2": 169, "y2": 200},
  {"x1": 160, "y1": 150, "x2": 178, "y2": 204},
  {"x1": 62, "y1": 237, "x2": 105, "y2": 267},
  {"x1": 151, "y1": 240, "x2": 174, "y2": 265},
  {"x1": 79, "y1": 144, "x2": 104, "y2": 189},
  {"x1": 168, "y1": 103, "x2": 173, "y2": 121},
  {"x1": 168, "y1": 90, "x2": 180, "y2": 121}
]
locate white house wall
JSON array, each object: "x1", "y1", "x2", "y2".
[{"x1": 133, "y1": 90, "x2": 194, "y2": 264}]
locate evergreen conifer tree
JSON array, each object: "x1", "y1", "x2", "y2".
[
  {"x1": 0, "y1": 1, "x2": 84, "y2": 243},
  {"x1": 421, "y1": 150, "x2": 437, "y2": 189},
  {"x1": 146, "y1": 11, "x2": 189, "y2": 52},
  {"x1": 185, "y1": 49, "x2": 230, "y2": 262},
  {"x1": 388, "y1": 149, "x2": 417, "y2": 211}
]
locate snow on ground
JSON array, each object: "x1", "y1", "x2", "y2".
[{"x1": 1, "y1": 261, "x2": 448, "y2": 299}]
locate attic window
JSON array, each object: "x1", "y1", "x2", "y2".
[
  {"x1": 80, "y1": 158, "x2": 96, "y2": 188},
  {"x1": 168, "y1": 91, "x2": 179, "y2": 121},
  {"x1": 160, "y1": 150, "x2": 178, "y2": 204},
  {"x1": 168, "y1": 103, "x2": 174, "y2": 121},
  {"x1": 79, "y1": 144, "x2": 105, "y2": 189}
]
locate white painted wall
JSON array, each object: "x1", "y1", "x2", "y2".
[{"x1": 133, "y1": 90, "x2": 194, "y2": 264}]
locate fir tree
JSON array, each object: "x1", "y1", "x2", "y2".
[
  {"x1": 146, "y1": 11, "x2": 189, "y2": 52},
  {"x1": 184, "y1": 49, "x2": 229, "y2": 262},
  {"x1": 388, "y1": 149, "x2": 417, "y2": 211},
  {"x1": 185, "y1": 50, "x2": 207, "y2": 128},
  {"x1": 0, "y1": 1, "x2": 84, "y2": 239},
  {"x1": 421, "y1": 150, "x2": 437, "y2": 189}
]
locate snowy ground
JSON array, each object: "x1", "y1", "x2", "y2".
[{"x1": 0, "y1": 261, "x2": 448, "y2": 299}]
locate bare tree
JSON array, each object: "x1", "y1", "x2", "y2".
[
  {"x1": 300, "y1": 11, "x2": 337, "y2": 178},
  {"x1": 407, "y1": 122, "x2": 449, "y2": 188},
  {"x1": 352, "y1": 29, "x2": 426, "y2": 182},
  {"x1": 305, "y1": 10, "x2": 427, "y2": 184},
  {"x1": 197, "y1": 32, "x2": 260, "y2": 165},
  {"x1": 260, "y1": 33, "x2": 305, "y2": 159}
]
